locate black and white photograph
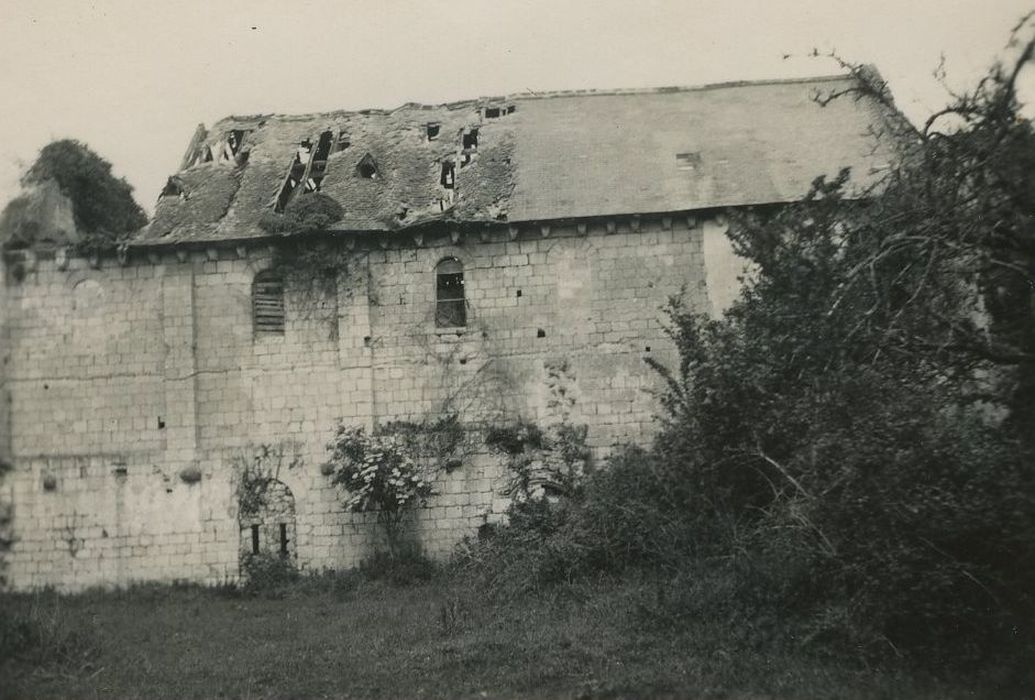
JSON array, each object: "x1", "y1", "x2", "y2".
[{"x1": 1, "y1": 2, "x2": 1033, "y2": 697}]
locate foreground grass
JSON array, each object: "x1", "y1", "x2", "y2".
[{"x1": 0, "y1": 574, "x2": 1027, "y2": 700}]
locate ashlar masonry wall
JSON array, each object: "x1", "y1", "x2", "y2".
[{"x1": 0, "y1": 213, "x2": 746, "y2": 590}]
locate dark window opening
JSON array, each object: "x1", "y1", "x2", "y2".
[
  {"x1": 537, "y1": 328, "x2": 546, "y2": 338},
  {"x1": 251, "y1": 525, "x2": 260, "y2": 555},
  {"x1": 279, "y1": 523, "x2": 289, "y2": 556},
  {"x1": 336, "y1": 131, "x2": 351, "y2": 152},
  {"x1": 157, "y1": 417, "x2": 165, "y2": 429},
  {"x1": 676, "y1": 152, "x2": 701, "y2": 171},
  {"x1": 357, "y1": 153, "x2": 378, "y2": 179},
  {"x1": 440, "y1": 161, "x2": 455, "y2": 189},
  {"x1": 460, "y1": 151, "x2": 472, "y2": 168},
  {"x1": 516, "y1": 289, "x2": 522, "y2": 298},
  {"x1": 507, "y1": 105, "x2": 516, "y2": 114},
  {"x1": 253, "y1": 269, "x2": 285, "y2": 335},
  {"x1": 435, "y1": 258, "x2": 466, "y2": 328},
  {"x1": 426, "y1": 122, "x2": 440, "y2": 140},
  {"x1": 485, "y1": 107, "x2": 501, "y2": 119},
  {"x1": 462, "y1": 129, "x2": 478, "y2": 150},
  {"x1": 645, "y1": 346, "x2": 651, "y2": 353}
]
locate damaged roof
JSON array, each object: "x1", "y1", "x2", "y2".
[{"x1": 133, "y1": 74, "x2": 904, "y2": 245}]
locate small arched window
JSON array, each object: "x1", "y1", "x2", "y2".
[
  {"x1": 253, "y1": 269, "x2": 285, "y2": 335},
  {"x1": 435, "y1": 257, "x2": 466, "y2": 328}
]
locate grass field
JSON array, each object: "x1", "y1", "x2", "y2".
[{"x1": 1, "y1": 572, "x2": 1022, "y2": 700}]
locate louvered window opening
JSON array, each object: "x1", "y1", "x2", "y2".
[
  {"x1": 254, "y1": 271, "x2": 285, "y2": 335},
  {"x1": 436, "y1": 258, "x2": 466, "y2": 328}
]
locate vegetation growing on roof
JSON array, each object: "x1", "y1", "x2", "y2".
[
  {"x1": 258, "y1": 192, "x2": 344, "y2": 235},
  {"x1": 17, "y1": 139, "x2": 147, "y2": 253}
]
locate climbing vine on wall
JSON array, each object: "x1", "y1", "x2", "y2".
[
  {"x1": 271, "y1": 238, "x2": 361, "y2": 338},
  {"x1": 231, "y1": 443, "x2": 303, "y2": 519},
  {"x1": 486, "y1": 419, "x2": 591, "y2": 503}
]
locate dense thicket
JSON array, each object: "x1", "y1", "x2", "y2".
[{"x1": 459, "y1": 31, "x2": 1035, "y2": 673}]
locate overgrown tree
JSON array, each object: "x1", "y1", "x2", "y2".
[
  {"x1": 647, "y1": 23, "x2": 1035, "y2": 666},
  {"x1": 4, "y1": 139, "x2": 147, "y2": 252}
]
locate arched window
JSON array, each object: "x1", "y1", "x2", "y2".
[
  {"x1": 435, "y1": 257, "x2": 466, "y2": 327},
  {"x1": 253, "y1": 269, "x2": 285, "y2": 335}
]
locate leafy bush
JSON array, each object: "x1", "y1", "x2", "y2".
[{"x1": 325, "y1": 423, "x2": 438, "y2": 558}]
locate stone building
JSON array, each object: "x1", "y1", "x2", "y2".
[{"x1": 0, "y1": 74, "x2": 901, "y2": 590}]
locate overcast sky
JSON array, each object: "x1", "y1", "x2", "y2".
[{"x1": 1, "y1": 0, "x2": 1032, "y2": 215}]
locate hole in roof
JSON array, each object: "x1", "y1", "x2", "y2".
[
  {"x1": 462, "y1": 129, "x2": 478, "y2": 150},
  {"x1": 426, "y1": 122, "x2": 440, "y2": 141},
  {"x1": 356, "y1": 153, "x2": 378, "y2": 179},
  {"x1": 160, "y1": 178, "x2": 185, "y2": 199},
  {"x1": 303, "y1": 131, "x2": 333, "y2": 193},
  {"x1": 484, "y1": 107, "x2": 501, "y2": 119},
  {"x1": 274, "y1": 140, "x2": 313, "y2": 212},
  {"x1": 227, "y1": 130, "x2": 246, "y2": 156},
  {"x1": 440, "y1": 161, "x2": 455, "y2": 189},
  {"x1": 336, "y1": 132, "x2": 351, "y2": 152}
]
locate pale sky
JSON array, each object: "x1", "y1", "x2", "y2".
[{"x1": 1, "y1": 0, "x2": 1032, "y2": 215}]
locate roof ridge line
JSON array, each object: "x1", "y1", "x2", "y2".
[{"x1": 211, "y1": 73, "x2": 856, "y2": 126}]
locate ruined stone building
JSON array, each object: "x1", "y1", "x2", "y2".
[{"x1": 0, "y1": 75, "x2": 901, "y2": 590}]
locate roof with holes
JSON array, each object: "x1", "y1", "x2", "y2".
[{"x1": 131, "y1": 73, "x2": 905, "y2": 245}]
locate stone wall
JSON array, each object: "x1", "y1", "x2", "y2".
[{"x1": 0, "y1": 214, "x2": 746, "y2": 590}]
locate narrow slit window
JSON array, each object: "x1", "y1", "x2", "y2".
[
  {"x1": 279, "y1": 523, "x2": 289, "y2": 556},
  {"x1": 253, "y1": 269, "x2": 285, "y2": 336},
  {"x1": 435, "y1": 257, "x2": 466, "y2": 328},
  {"x1": 251, "y1": 525, "x2": 260, "y2": 555}
]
